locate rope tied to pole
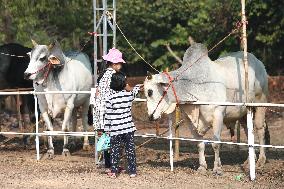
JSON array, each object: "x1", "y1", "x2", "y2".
[
  {"x1": 174, "y1": 20, "x2": 247, "y2": 81},
  {"x1": 150, "y1": 20, "x2": 247, "y2": 116},
  {"x1": 104, "y1": 11, "x2": 160, "y2": 74},
  {"x1": 163, "y1": 72, "x2": 179, "y2": 105}
]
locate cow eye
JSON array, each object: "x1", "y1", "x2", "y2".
[
  {"x1": 147, "y1": 89, "x2": 153, "y2": 97},
  {"x1": 39, "y1": 56, "x2": 47, "y2": 61}
]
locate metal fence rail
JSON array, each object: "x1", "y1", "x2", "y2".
[{"x1": 0, "y1": 89, "x2": 283, "y2": 181}]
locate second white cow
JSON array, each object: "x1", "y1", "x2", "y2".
[{"x1": 144, "y1": 43, "x2": 268, "y2": 175}]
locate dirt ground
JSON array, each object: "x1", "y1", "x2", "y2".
[
  {"x1": 0, "y1": 108, "x2": 283, "y2": 189},
  {"x1": 0, "y1": 77, "x2": 283, "y2": 189}
]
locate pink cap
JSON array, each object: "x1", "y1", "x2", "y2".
[{"x1": 102, "y1": 47, "x2": 126, "y2": 63}]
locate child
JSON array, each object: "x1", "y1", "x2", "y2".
[
  {"x1": 104, "y1": 72, "x2": 142, "y2": 178},
  {"x1": 94, "y1": 47, "x2": 125, "y2": 169}
]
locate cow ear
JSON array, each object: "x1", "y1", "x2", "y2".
[
  {"x1": 48, "y1": 40, "x2": 65, "y2": 66},
  {"x1": 146, "y1": 71, "x2": 153, "y2": 80},
  {"x1": 159, "y1": 82, "x2": 169, "y2": 88},
  {"x1": 48, "y1": 55, "x2": 61, "y2": 65}
]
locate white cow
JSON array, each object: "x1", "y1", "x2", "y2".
[
  {"x1": 24, "y1": 40, "x2": 93, "y2": 158},
  {"x1": 144, "y1": 43, "x2": 268, "y2": 175}
]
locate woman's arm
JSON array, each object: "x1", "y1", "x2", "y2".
[{"x1": 104, "y1": 99, "x2": 113, "y2": 132}]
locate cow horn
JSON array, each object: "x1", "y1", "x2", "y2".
[
  {"x1": 31, "y1": 39, "x2": 38, "y2": 47},
  {"x1": 48, "y1": 41, "x2": 56, "y2": 50},
  {"x1": 188, "y1": 36, "x2": 195, "y2": 46}
]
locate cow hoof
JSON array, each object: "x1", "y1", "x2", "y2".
[
  {"x1": 197, "y1": 166, "x2": 207, "y2": 174},
  {"x1": 47, "y1": 149, "x2": 54, "y2": 159},
  {"x1": 242, "y1": 159, "x2": 249, "y2": 169},
  {"x1": 213, "y1": 168, "x2": 223, "y2": 176},
  {"x1": 256, "y1": 157, "x2": 266, "y2": 169},
  {"x1": 62, "y1": 149, "x2": 70, "y2": 157},
  {"x1": 83, "y1": 144, "x2": 91, "y2": 151}
]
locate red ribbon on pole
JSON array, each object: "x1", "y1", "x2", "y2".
[{"x1": 88, "y1": 32, "x2": 97, "y2": 36}]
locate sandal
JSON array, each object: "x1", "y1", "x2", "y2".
[
  {"x1": 129, "y1": 173, "x2": 137, "y2": 178},
  {"x1": 106, "y1": 167, "x2": 125, "y2": 174},
  {"x1": 107, "y1": 172, "x2": 117, "y2": 178}
]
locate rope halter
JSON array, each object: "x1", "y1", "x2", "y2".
[{"x1": 150, "y1": 72, "x2": 179, "y2": 118}]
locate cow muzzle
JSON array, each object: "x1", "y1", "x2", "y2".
[
  {"x1": 24, "y1": 72, "x2": 32, "y2": 80},
  {"x1": 149, "y1": 114, "x2": 155, "y2": 121},
  {"x1": 149, "y1": 113, "x2": 160, "y2": 121}
]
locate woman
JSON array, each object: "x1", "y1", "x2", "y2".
[{"x1": 94, "y1": 47, "x2": 126, "y2": 169}]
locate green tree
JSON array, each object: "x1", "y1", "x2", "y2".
[
  {"x1": 116, "y1": 0, "x2": 283, "y2": 74},
  {"x1": 0, "y1": 0, "x2": 93, "y2": 49},
  {"x1": 0, "y1": 0, "x2": 282, "y2": 75}
]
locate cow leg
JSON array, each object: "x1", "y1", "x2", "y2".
[
  {"x1": 34, "y1": 85, "x2": 55, "y2": 158},
  {"x1": 42, "y1": 112, "x2": 54, "y2": 159},
  {"x1": 254, "y1": 107, "x2": 266, "y2": 168},
  {"x1": 197, "y1": 141, "x2": 207, "y2": 173},
  {"x1": 82, "y1": 100, "x2": 90, "y2": 151},
  {"x1": 61, "y1": 97, "x2": 75, "y2": 157},
  {"x1": 69, "y1": 108, "x2": 77, "y2": 149},
  {"x1": 185, "y1": 111, "x2": 207, "y2": 173},
  {"x1": 22, "y1": 114, "x2": 32, "y2": 146},
  {"x1": 188, "y1": 122, "x2": 207, "y2": 172},
  {"x1": 212, "y1": 110, "x2": 224, "y2": 176},
  {"x1": 21, "y1": 95, "x2": 34, "y2": 147}
]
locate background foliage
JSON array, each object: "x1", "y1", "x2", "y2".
[{"x1": 0, "y1": 0, "x2": 283, "y2": 75}]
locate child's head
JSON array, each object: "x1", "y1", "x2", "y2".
[
  {"x1": 110, "y1": 72, "x2": 126, "y2": 91},
  {"x1": 102, "y1": 48, "x2": 126, "y2": 72},
  {"x1": 110, "y1": 62, "x2": 122, "y2": 72}
]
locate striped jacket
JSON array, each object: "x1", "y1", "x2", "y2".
[{"x1": 104, "y1": 85, "x2": 140, "y2": 136}]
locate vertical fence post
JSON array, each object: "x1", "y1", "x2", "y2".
[
  {"x1": 174, "y1": 106, "x2": 180, "y2": 159},
  {"x1": 247, "y1": 109, "x2": 256, "y2": 180},
  {"x1": 155, "y1": 121, "x2": 160, "y2": 136},
  {"x1": 241, "y1": 0, "x2": 249, "y2": 102},
  {"x1": 34, "y1": 93, "x2": 40, "y2": 161},
  {"x1": 169, "y1": 116, "x2": 174, "y2": 171},
  {"x1": 241, "y1": 0, "x2": 256, "y2": 180}
]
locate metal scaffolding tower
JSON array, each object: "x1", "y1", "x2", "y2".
[{"x1": 92, "y1": 0, "x2": 117, "y2": 164}]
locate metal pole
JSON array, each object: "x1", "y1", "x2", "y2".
[
  {"x1": 93, "y1": 0, "x2": 117, "y2": 165},
  {"x1": 247, "y1": 109, "x2": 256, "y2": 180},
  {"x1": 169, "y1": 116, "x2": 174, "y2": 171},
  {"x1": 103, "y1": 0, "x2": 108, "y2": 55},
  {"x1": 93, "y1": 0, "x2": 98, "y2": 83},
  {"x1": 112, "y1": 0, "x2": 117, "y2": 48},
  {"x1": 93, "y1": 0, "x2": 99, "y2": 165},
  {"x1": 34, "y1": 94, "x2": 40, "y2": 161}
]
